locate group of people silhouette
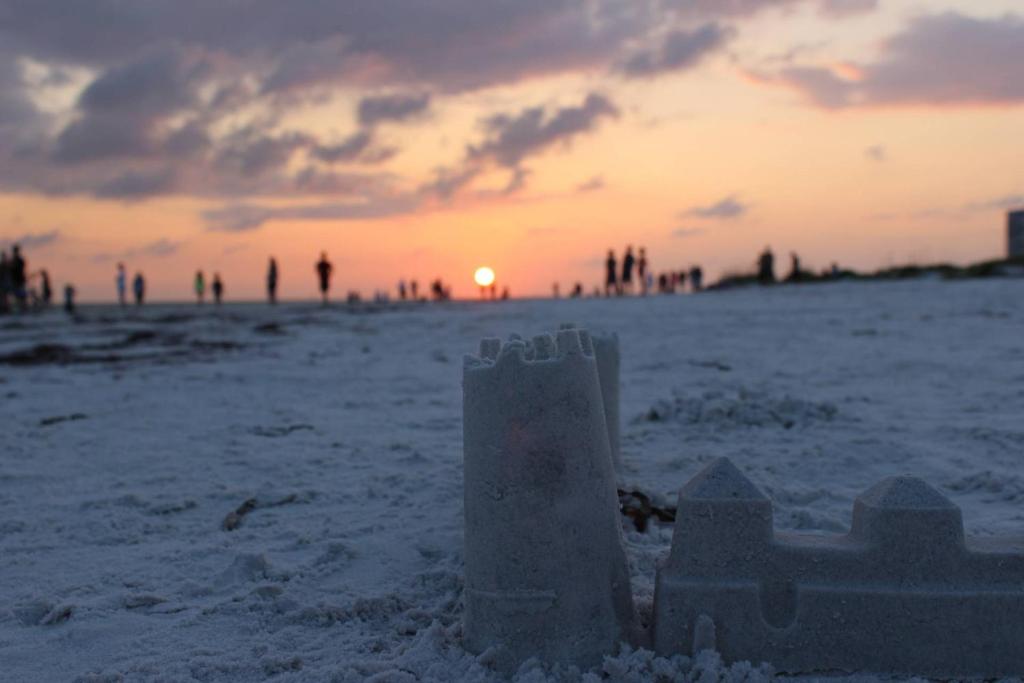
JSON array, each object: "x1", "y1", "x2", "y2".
[
  {"x1": 599, "y1": 246, "x2": 704, "y2": 298},
  {"x1": 0, "y1": 244, "x2": 59, "y2": 313},
  {"x1": 2, "y1": 241, "x2": 837, "y2": 313}
]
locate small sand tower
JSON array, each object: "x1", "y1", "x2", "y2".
[
  {"x1": 560, "y1": 323, "x2": 621, "y2": 471},
  {"x1": 462, "y1": 329, "x2": 635, "y2": 670}
]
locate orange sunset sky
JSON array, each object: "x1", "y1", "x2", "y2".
[{"x1": 1, "y1": 0, "x2": 1022, "y2": 301}]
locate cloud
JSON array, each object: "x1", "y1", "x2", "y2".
[
  {"x1": 616, "y1": 23, "x2": 732, "y2": 78},
  {"x1": 0, "y1": 229, "x2": 61, "y2": 250},
  {"x1": 91, "y1": 238, "x2": 183, "y2": 262},
  {"x1": 576, "y1": 175, "x2": 605, "y2": 192},
  {"x1": 203, "y1": 196, "x2": 420, "y2": 232},
  {"x1": 966, "y1": 194, "x2": 1024, "y2": 212},
  {"x1": 0, "y1": 1, "x2": 831, "y2": 208},
  {"x1": 357, "y1": 92, "x2": 431, "y2": 127},
  {"x1": 93, "y1": 168, "x2": 178, "y2": 200},
  {"x1": 682, "y1": 194, "x2": 749, "y2": 219},
  {"x1": 309, "y1": 130, "x2": 396, "y2": 165},
  {"x1": 215, "y1": 128, "x2": 312, "y2": 178},
  {"x1": 818, "y1": 0, "x2": 877, "y2": 18},
  {"x1": 865, "y1": 144, "x2": 886, "y2": 162},
  {"x1": 763, "y1": 12, "x2": 1024, "y2": 108},
  {"x1": 672, "y1": 227, "x2": 706, "y2": 237},
  {"x1": 469, "y1": 93, "x2": 619, "y2": 168},
  {"x1": 52, "y1": 47, "x2": 210, "y2": 164}
]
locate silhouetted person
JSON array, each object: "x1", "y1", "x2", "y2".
[
  {"x1": 212, "y1": 273, "x2": 224, "y2": 304},
  {"x1": 501, "y1": 286, "x2": 509, "y2": 301},
  {"x1": 64, "y1": 284, "x2": 76, "y2": 314},
  {"x1": 657, "y1": 273, "x2": 668, "y2": 294},
  {"x1": 194, "y1": 270, "x2": 205, "y2": 304},
  {"x1": 133, "y1": 272, "x2": 145, "y2": 305},
  {"x1": 398, "y1": 279, "x2": 407, "y2": 301},
  {"x1": 431, "y1": 278, "x2": 450, "y2": 301},
  {"x1": 9, "y1": 245, "x2": 27, "y2": 311},
  {"x1": 571, "y1": 282, "x2": 583, "y2": 298},
  {"x1": 40, "y1": 270, "x2": 52, "y2": 307},
  {"x1": 410, "y1": 279, "x2": 419, "y2": 301},
  {"x1": 638, "y1": 248, "x2": 649, "y2": 295},
  {"x1": 757, "y1": 247, "x2": 775, "y2": 285},
  {"x1": 787, "y1": 252, "x2": 802, "y2": 283},
  {"x1": 621, "y1": 246, "x2": 635, "y2": 295},
  {"x1": 605, "y1": 250, "x2": 617, "y2": 297},
  {"x1": 267, "y1": 258, "x2": 278, "y2": 304},
  {"x1": 689, "y1": 266, "x2": 703, "y2": 292},
  {"x1": 552, "y1": 283, "x2": 559, "y2": 299},
  {"x1": 0, "y1": 250, "x2": 10, "y2": 313},
  {"x1": 315, "y1": 252, "x2": 333, "y2": 304},
  {"x1": 116, "y1": 263, "x2": 127, "y2": 306}
]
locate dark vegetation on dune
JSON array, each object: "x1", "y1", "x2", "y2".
[{"x1": 710, "y1": 255, "x2": 1024, "y2": 291}]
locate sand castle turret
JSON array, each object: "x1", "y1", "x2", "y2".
[
  {"x1": 654, "y1": 458, "x2": 1024, "y2": 677},
  {"x1": 559, "y1": 323, "x2": 621, "y2": 471},
  {"x1": 462, "y1": 328, "x2": 634, "y2": 669}
]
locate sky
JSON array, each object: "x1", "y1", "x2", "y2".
[{"x1": 1, "y1": 0, "x2": 1022, "y2": 301}]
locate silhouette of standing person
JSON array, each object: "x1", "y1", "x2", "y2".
[
  {"x1": 787, "y1": 252, "x2": 802, "y2": 283},
  {"x1": 315, "y1": 252, "x2": 333, "y2": 305},
  {"x1": 64, "y1": 284, "x2": 75, "y2": 314},
  {"x1": 133, "y1": 272, "x2": 145, "y2": 305},
  {"x1": 757, "y1": 247, "x2": 775, "y2": 285},
  {"x1": 10, "y1": 245, "x2": 27, "y2": 311},
  {"x1": 410, "y1": 279, "x2": 419, "y2": 301},
  {"x1": 398, "y1": 279, "x2": 407, "y2": 301},
  {"x1": 194, "y1": 270, "x2": 206, "y2": 304},
  {"x1": 638, "y1": 247, "x2": 649, "y2": 296},
  {"x1": 689, "y1": 266, "x2": 703, "y2": 292},
  {"x1": 621, "y1": 246, "x2": 635, "y2": 295},
  {"x1": 0, "y1": 250, "x2": 10, "y2": 314},
  {"x1": 605, "y1": 250, "x2": 617, "y2": 297},
  {"x1": 40, "y1": 270, "x2": 52, "y2": 307},
  {"x1": 212, "y1": 273, "x2": 224, "y2": 304},
  {"x1": 116, "y1": 263, "x2": 127, "y2": 306},
  {"x1": 267, "y1": 257, "x2": 278, "y2": 304}
]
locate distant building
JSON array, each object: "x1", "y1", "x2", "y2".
[{"x1": 1010, "y1": 210, "x2": 1024, "y2": 258}]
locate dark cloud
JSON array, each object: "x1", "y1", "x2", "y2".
[
  {"x1": 93, "y1": 168, "x2": 178, "y2": 200},
  {"x1": 51, "y1": 47, "x2": 210, "y2": 164},
  {"x1": 358, "y1": 93, "x2": 431, "y2": 127},
  {"x1": 616, "y1": 23, "x2": 732, "y2": 78},
  {"x1": 469, "y1": 93, "x2": 619, "y2": 168},
  {"x1": 215, "y1": 128, "x2": 312, "y2": 178},
  {"x1": 419, "y1": 166, "x2": 483, "y2": 202},
  {"x1": 309, "y1": 130, "x2": 396, "y2": 165},
  {"x1": 163, "y1": 121, "x2": 212, "y2": 158},
  {"x1": 52, "y1": 114, "x2": 155, "y2": 164},
  {"x1": 0, "y1": 229, "x2": 61, "y2": 250},
  {"x1": 683, "y1": 194, "x2": 748, "y2": 219},
  {"x1": 765, "y1": 13, "x2": 1024, "y2": 107},
  {"x1": 0, "y1": 0, "x2": 885, "y2": 212}
]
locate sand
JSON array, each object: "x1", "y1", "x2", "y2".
[{"x1": 1, "y1": 278, "x2": 1022, "y2": 681}]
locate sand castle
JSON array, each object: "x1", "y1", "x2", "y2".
[
  {"x1": 655, "y1": 458, "x2": 1024, "y2": 677},
  {"x1": 462, "y1": 328, "x2": 634, "y2": 670},
  {"x1": 462, "y1": 330, "x2": 1024, "y2": 677}
]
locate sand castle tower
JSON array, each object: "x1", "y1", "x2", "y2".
[
  {"x1": 560, "y1": 324, "x2": 621, "y2": 471},
  {"x1": 462, "y1": 328, "x2": 635, "y2": 669}
]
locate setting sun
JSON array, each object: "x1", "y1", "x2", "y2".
[{"x1": 474, "y1": 267, "x2": 496, "y2": 287}]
